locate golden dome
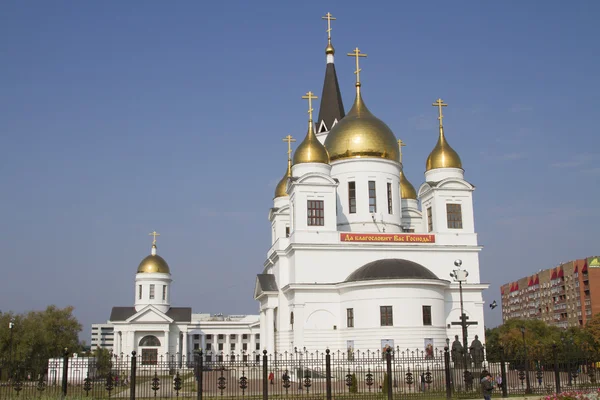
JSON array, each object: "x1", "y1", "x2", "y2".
[
  {"x1": 137, "y1": 245, "x2": 170, "y2": 274},
  {"x1": 400, "y1": 170, "x2": 417, "y2": 200},
  {"x1": 325, "y1": 42, "x2": 335, "y2": 55},
  {"x1": 324, "y1": 87, "x2": 399, "y2": 162},
  {"x1": 425, "y1": 126, "x2": 462, "y2": 171},
  {"x1": 274, "y1": 168, "x2": 290, "y2": 198},
  {"x1": 293, "y1": 121, "x2": 330, "y2": 165}
]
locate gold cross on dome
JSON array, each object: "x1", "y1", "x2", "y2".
[
  {"x1": 322, "y1": 12, "x2": 336, "y2": 41},
  {"x1": 432, "y1": 98, "x2": 448, "y2": 126},
  {"x1": 282, "y1": 135, "x2": 296, "y2": 160},
  {"x1": 347, "y1": 47, "x2": 367, "y2": 85},
  {"x1": 302, "y1": 91, "x2": 318, "y2": 121},
  {"x1": 397, "y1": 139, "x2": 407, "y2": 163},
  {"x1": 149, "y1": 231, "x2": 160, "y2": 245}
]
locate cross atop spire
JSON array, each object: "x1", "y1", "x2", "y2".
[
  {"x1": 347, "y1": 47, "x2": 367, "y2": 87},
  {"x1": 432, "y1": 98, "x2": 448, "y2": 127},
  {"x1": 282, "y1": 135, "x2": 296, "y2": 177},
  {"x1": 322, "y1": 12, "x2": 336, "y2": 42},
  {"x1": 149, "y1": 231, "x2": 160, "y2": 245},
  {"x1": 302, "y1": 91, "x2": 318, "y2": 121},
  {"x1": 397, "y1": 139, "x2": 407, "y2": 163}
]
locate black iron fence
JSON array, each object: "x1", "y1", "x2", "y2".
[{"x1": 1, "y1": 345, "x2": 599, "y2": 399}]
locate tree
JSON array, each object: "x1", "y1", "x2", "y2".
[
  {"x1": 349, "y1": 373, "x2": 358, "y2": 393},
  {"x1": 0, "y1": 306, "x2": 83, "y2": 375},
  {"x1": 94, "y1": 347, "x2": 112, "y2": 378}
]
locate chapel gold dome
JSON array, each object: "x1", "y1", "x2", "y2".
[
  {"x1": 400, "y1": 170, "x2": 417, "y2": 200},
  {"x1": 425, "y1": 127, "x2": 462, "y2": 171},
  {"x1": 274, "y1": 170, "x2": 289, "y2": 198},
  {"x1": 137, "y1": 253, "x2": 170, "y2": 274},
  {"x1": 325, "y1": 42, "x2": 335, "y2": 55},
  {"x1": 324, "y1": 91, "x2": 399, "y2": 162},
  {"x1": 293, "y1": 122, "x2": 330, "y2": 165}
]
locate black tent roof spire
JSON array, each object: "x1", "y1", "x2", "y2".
[{"x1": 317, "y1": 12, "x2": 345, "y2": 134}]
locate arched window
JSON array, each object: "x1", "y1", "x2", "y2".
[{"x1": 139, "y1": 335, "x2": 161, "y2": 347}]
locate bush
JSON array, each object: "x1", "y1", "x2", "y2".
[
  {"x1": 349, "y1": 373, "x2": 358, "y2": 393},
  {"x1": 382, "y1": 372, "x2": 389, "y2": 394}
]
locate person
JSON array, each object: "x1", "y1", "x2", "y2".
[
  {"x1": 481, "y1": 373, "x2": 494, "y2": 400},
  {"x1": 268, "y1": 372, "x2": 274, "y2": 385},
  {"x1": 420, "y1": 372, "x2": 426, "y2": 392},
  {"x1": 282, "y1": 370, "x2": 289, "y2": 381},
  {"x1": 495, "y1": 375, "x2": 502, "y2": 390}
]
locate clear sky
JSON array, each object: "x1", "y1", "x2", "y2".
[{"x1": 1, "y1": 1, "x2": 598, "y2": 342}]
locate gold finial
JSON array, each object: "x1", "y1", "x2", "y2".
[
  {"x1": 397, "y1": 139, "x2": 407, "y2": 163},
  {"x1": 282, "y1": 135, "x2": 296, "y2": 177},
  {"x1": 432, "y1": 98, "x2": 448, "y2": 127},
  {"x1": 149, "y1": 231, "x2": 160, "y2": 245},
  {"x1": 322, "y1": 12, "x2": 336, "y2": 42},
  {"x1": 347, "y1": 47, "x2": 367, "y2": 87},
  {"x1": 302, "y1": 91, "x2": 318, "y2": 122}
]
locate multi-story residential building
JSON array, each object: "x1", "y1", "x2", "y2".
[
  {"x1": 501, "y1": 256, "x2": 600, "y2": 328},
  {"x1": 91, "y1": 323, "x2": 115, "y2": 351}
]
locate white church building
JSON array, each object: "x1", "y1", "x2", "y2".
[{"x1": 93, "y1": 14, "x2": 488, "y2": 360}]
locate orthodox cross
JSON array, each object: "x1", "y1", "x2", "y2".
[
  {"x1": 451, "y1": 314, "x2": 478, "y2": 351},
  {"x1": 149, "y1": 231, "x2": 160, "y2": 245},
  {"x1": 322, "y1": 12, "x2": 336, "y2": 41},
  {"x1": 347, "y1": 47, "x2": 367, "y2": 85},
  {"x1": 397, "y1": 139, "x2": 407, "y2": 163},
  {"x1": 282, "y1": 135, "x2": 296, "y2": 176},
  {"x1": 432, "y1": 98, "x2": 448, "y2": 126},
  {"x1": 302, "y1": 91, "x2": 318, "y2": 121}
]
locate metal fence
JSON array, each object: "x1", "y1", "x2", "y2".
[{"x1": 1, "y1": 346, "x2": 599, "y2": 399}]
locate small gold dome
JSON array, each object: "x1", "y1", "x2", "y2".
[
  {"x1": 425, "y1": 126, "x2": 462, "y2": 171},
  {"x1": 293, "y1": 121, "x2": 330, "y2": 165},
  {"x1": 325, "y1": 42, "x2": 335, "y2": 55},
  {"x1": 137, "y1": 246, "x2": 170, "y2": 274},
  {"x1": 324, "y1": 88, "x2": 399, "y2": 162},
  {"x1": 274, "y1": 169, "x2": 289, "y2": 198},
  {"x1": 400, "y1": 170, "x2": 417, "y2": 200}
]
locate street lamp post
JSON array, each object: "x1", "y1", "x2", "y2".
[
  {"x1": 520, "y1": 327, "x2": 532, "y2": 394},
  {"x1": 8, "y1": 320, "x2": 14, "y2": 379},
  {"x1": 450, "y1": 260, "x2": 469, "y2": 353}
]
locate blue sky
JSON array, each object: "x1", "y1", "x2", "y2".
[{"x1": 1, "y1": 1, "x2": 598, "y2": 341}]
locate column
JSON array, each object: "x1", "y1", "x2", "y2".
[
  {"x1": 292, "y1": 304, "x2": 305, "y2": 352},
  {"x1": 128, "y1": 331, "x2": 135, "y2": 355},
  {"x1": 182, "y1": 332, "x2": 188, "y2": 364},
  {"x1": 164, "y1": 330, "x2": 170, "y2": 359},
  {"x1": 265, "y1": 307, "x2": 275, "y2": 355},
  {"x1": 260, "y1": 310, "x2": 266, "y2": 352},
  {"x1": 225, "y1": 333, "x2": 230, "y2": 361},
  {"x1": 250, "y1": 332, "x2": 256, "y2": 360},
  {"x1": 114, "y1": 330, "x2": 121, "y2": 355}
]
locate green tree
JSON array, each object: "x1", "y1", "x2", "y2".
[
  {"x1": 382, "y1": 372, "x2": 389, "y2": 393},
  {"x1": 93, "y1": 347, "x2": 112, "y2": 378},
  {"x1": 0, "y1": 306, "x2": 82, "y2": 375},
  {"x1": 349, "y1": 373, "x2": 358, "y2": 393}
]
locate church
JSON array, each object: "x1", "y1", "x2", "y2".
[{"x1": 95, "y1": 13, "x2": 488, "y2": 360}]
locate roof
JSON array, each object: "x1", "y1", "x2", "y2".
[
  {"x1": 109, "y1": 306, "x2": 192, "y2": 322},
  {"x1": 345, "y1": 259, "x2": 439, "y2": 282},
  {"x1": 317, "y1": 63, "x2": 345, "y2": 133},
  {"x1": 256, "y1": 274, "x2": 278, "y2": 292}
]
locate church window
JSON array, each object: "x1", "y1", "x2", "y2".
[
  {"x1": 149, "y1": 284, "x2": 155, "y2": 300},
  {"x1": 162, "y1": 285, "x2": 167, "y2": 300},
  {"x1": 446, "y1": 204, "x2": 463, "y2": 229},
  {"x1": 230, "y1": 334, "x2": 237, "y2": 340},
  {"x1": 139, "y1": 335, "x2": 161, "y2": 347},
  {"x1": 231, "y1": 343, "x2": 235, "y2": 350},
  {"x1": 387, "y1": 182, "x2": 393, "y2": 214},
  {"x1": 243, "y1": 343, "x2": 248, "y2": 351},
  {"x1": 422, "y1": 305, "x2": 432, "y2": 326},
  {"x1": 194, "y1": 343, "x2": 200, "y2": 350},
  {"x1": 427, "y1": 207, "x2": 433, "y2": 232},
  {"x1": 256, "y1": 342, "x2": 260, "y2": 350},
  {"x1": 285, "y1": 226, "x2": 290, "y2": 237},
  {"x1": 218, "y1": 334, "x2": 224, "y2": 340},
  {"x1": 347, "y1": 308, "x2": 354, "y2": 328},
  {"x1": 242, "y1": 334, "x2": 248, "y2": 340},
  {"x1": 380, "y1": 306, "x2": 393, "y2": 326},
  {"x1": 138, "y1": 285, "x2": 142, "y2": 300},
  {"x1": 205, "y1": 354, "x2": 212, "y2": 363},
  {"x1": 218, "y1": 343, "x2": 223, "y2": 351},
  {"x1": 348, "y1": 182, "x2": 356, "y2": 213},
  {"x1": 307, "y1": 200, "x2": 324, "y2": 226},
  {"x1": 205, "y1": 343, "x2": 211, "y2": 351},
  {"x1": 206, "y1": 334, "x2": 212, "y2": 340},
  {"x1": 368, "y1": 181, "x2": 377, "y2": 213}
]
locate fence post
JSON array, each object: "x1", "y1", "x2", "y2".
[
  {"x1": 61, "y1": 348, "x2": 69, "y2": 399},
  {"x1": 129, "y1": 351, "x2": 137, "y2": 400},
  {"x1": 553, "y1": 344, "x2": 561, "y2": 394},
  {"x1": 499, "y1": 346, "x2": 508, "y2": 398},
  {"x1": 325, "y1": 349, "x2": 332, "y2": 400},
  {"x1": 444, "y1": 346, "x2": 452, "y2": 399},
  {"x1": 262, "y1": 350, "x2": 268, "y2": 400},
  {"x1": 385, "y1": 348, "x2": 393, "y2": 400},
  {"x1": 197, "y1": 350, "x2": 203, "y2": 400}
]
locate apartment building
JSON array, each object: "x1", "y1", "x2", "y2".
[{"x1": 501, "y1": 257, "x2": 600, "y2": 328}]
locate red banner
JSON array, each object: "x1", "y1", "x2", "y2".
[{"x1": 340, "y1": 233, "x2": 435, "y2": 243}]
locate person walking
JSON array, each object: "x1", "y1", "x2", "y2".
[{"x1": 481, "y1": 373, "x2": 494, "y2": 400}]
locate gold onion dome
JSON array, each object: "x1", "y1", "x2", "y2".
[
  {"x1": 293, "y1": 121, "x2": 329, "y2": 164},
  {"x1": 137, "y1": 245, "x2": 170, "y2": 274},
  {"x1": 325, "y1": 42, "x2": 335, "y2": 55},
  {"x1": 274, "y1": 169, "x2": 290, "y2": 198},
  {"x1": 400, "y1": 170, "x2": 417, "y2": 200},
  {"x1": 324, "y1": 88, "x2": 399, "y2": 162},
  {"x1": 425, "y1": 126, "x2": 462, "y2": 171}
]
